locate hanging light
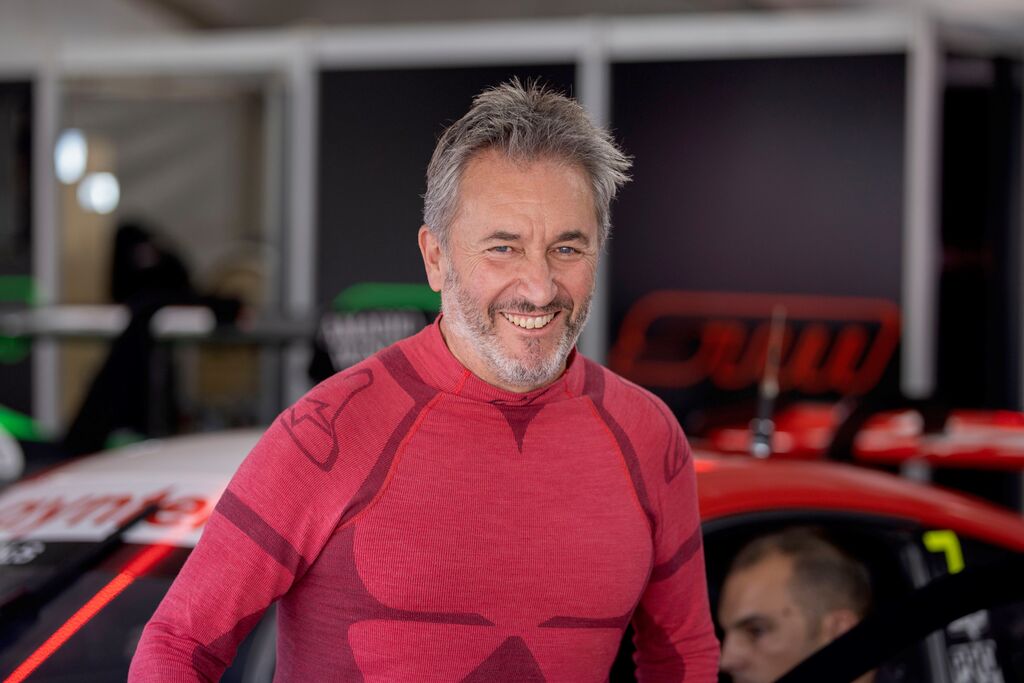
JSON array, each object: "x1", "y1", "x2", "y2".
[
  {"x1": 54, "y1": 129, "x2": 88, "y2": 185},
  {"x1": 77, "y1": 172, "x2": 121, "y2": 215}
]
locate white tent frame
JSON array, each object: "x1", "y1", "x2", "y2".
[{"x1": 5, "y1": 7, "x2": 1023, "y2": 428}]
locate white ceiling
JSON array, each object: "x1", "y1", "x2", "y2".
[
  {"x1": 1, "y1": 0, "x2": 1021, "y2": 44},
  {"x1": 133, "y1": 0, "x2": 1024, "y2": 30}
]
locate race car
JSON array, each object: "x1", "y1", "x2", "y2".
[
  {"x1": 0, "y1": 428, "x2": 1021, "y2": 682},
  {"x1": 0, "y1": 431, "x2": 273, "y2": 683}
]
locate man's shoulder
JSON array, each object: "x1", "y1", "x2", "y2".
[
  {"x1": 580, "y1": 357, "x2": 680, "y2": 437},
  {"x1": 306, "y1": 356, "x2": 382, "y2": 403},
  {"x1": 582, "y1": 357, "x2": 673, "y2": 415},
  {"x1": 290, "y1": 334, "x2": 428, "y2": 416},
  {"x1": 259, "y1": 343, "x2": 421, "y2": 474}
]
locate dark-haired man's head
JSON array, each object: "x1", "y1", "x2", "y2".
[{"x1": 718, "y1": 527, "x2": 873, "y2": 683}]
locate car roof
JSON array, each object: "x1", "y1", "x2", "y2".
[
  {"x1": 0, "y1": 430, "x2": 261, "y2": 547},
  {"x1": 46, "y1": 430, "x2": 261, "y2": 478},
  {"x1": 694, "y1": 450, "x2": 1024, "y2": 551}
]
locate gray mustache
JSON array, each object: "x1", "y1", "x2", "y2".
[{"x1": 489, "y1": 299, "x2": 572, "y2": 316}]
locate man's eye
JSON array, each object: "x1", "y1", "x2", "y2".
[
  {"x1": 744, "y1": 625, "x2": 769, "y2": 641},
  {"x1": 554, "y1": 246, "x2": 579, "y2": 255},
  {"x1": 490, "y1": 245, "x2": 512, "y2": 254}
]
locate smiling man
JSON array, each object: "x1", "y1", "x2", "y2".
[
  {"x1": 131, "y1": 80, "x2": 718, "y2": 682},
  {"x1": 421, "y1": 149, "x2": 597, "y2": 392}
]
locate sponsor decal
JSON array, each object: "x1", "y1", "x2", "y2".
[
  {"x1": 948, "y1": 640, "x2": 1004, "y2": 683},
  {"x1": 609, "y1": 291, "x2": 900, "y2": 395},
  {"x1": 0, "y1": 539, "x2": 44, "y2": 565},
  {"x1": 947, "y1": 611, "x2": 1004, "y2": 683},
  {"x1": 321, "y1": 311, "x2": 425, "y2": 369},
  {"x1": 0, "y1": 475, "x2": 223, "y2": 547}
]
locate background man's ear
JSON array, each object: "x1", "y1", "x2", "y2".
[
  {"x1": 418, "y1": 225, "x2": 445, "y2": 292},
  {"x1": 821, "y1": 608, "x2": 860, "y2": 641}
]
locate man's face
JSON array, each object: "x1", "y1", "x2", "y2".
[
  {"x1": 718, "y1": 553, "x2": 831, "y2": 683},
  {"x1": 419, "y1": 149, "x2": 600, "y2": 392}
]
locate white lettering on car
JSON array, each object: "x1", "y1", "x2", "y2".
[
  {"x1": 0, "y1": 540, "x2": 44, "y2": 565},
  {"x1": 0, "y1": 482, "x2": 218, "y2": 547}
]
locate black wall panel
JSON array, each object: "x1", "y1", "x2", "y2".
[
  {"x1": 0, "y1": 81, "x2": 33, "y2": 415},
  {"x1": 609, "y1": 55, "x2": 906, "y2": 319}
]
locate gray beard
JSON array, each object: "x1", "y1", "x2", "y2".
[{"x1": 441, "y1": 267, "x2": 591, "y2": 390}]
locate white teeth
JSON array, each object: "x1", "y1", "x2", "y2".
[{"x1": 502, "y1": 312, "x2": 556, "y2": 329}]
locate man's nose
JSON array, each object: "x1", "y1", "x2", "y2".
[
  {"x1": 719, "y1": 633, "x2": 746, "y2": 674},
  {"x1": 515, "y1": 255, "x2": 557, "y2": 306}
]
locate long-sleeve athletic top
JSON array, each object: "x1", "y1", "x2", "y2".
[{"x1": 129, "y1": 318, "x2": 720, "y2": 682}]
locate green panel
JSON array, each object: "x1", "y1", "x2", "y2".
[
  {"x1": 0, "y1": 276, "x2": 33, "y2": 363},
  {"x1": 0, "y1": 275, "x2": 34, "y2": 304},
  {"x1": 333, "y1": 282, "x2": 440, "y2": 314},
  {"x1": 0, "y1": 404, "x2": 42, "y2": 442}
]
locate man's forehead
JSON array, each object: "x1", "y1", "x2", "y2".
[
  {"x1": 735, "y1": 551, "x2": 795, "y2": 582},
  {"x1": 721, "y1": 554, "x2": 798, "y2": 616},
  {"x1": 459, "y1": 150, "x2": 588, "y2": 192},
  {"x1": 450, "y1": 150, "x2": 599, "y2": 234}
]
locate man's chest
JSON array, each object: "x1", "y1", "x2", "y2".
[
  {"x1": 279, "y1": 401, "x2": 656, "y2": 681},
  {"x1": 320, "y1": 401, "x2": 654, "y2": 625}
]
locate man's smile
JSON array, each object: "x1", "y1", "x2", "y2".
[{"x1": 499, "y1": 311, "x2": 559, "y2": 330}]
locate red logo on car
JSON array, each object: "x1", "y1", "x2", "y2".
[{"x1": 608, "y1": 291, "x2": 900, "y2": 395}]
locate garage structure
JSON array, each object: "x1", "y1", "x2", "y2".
[{"x1": 0, "y1": 8, "x2": 1022, "y2": 447}]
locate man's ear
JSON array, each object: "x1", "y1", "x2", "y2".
[
  {"x1": 820, "y1": 608, "x2": 860, "y2": 641},
  {"x1": 418, "y1": 225, "x2": 445, "y2": 292}
]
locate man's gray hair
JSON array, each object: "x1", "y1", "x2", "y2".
[{"x1": 423, "y1": 78, "x2": 632, "y2": 250}]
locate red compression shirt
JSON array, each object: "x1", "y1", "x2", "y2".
[{"x1": 130, "y1": 319, "x2": 719, "y2": 682}]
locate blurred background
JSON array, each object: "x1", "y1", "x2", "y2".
[
  {"x1": 1, "y1": 0, "x2": 1023, "y2": 503},
  {"x1": 2, "y1": 2, "x2": 1024, "y2": 681}
]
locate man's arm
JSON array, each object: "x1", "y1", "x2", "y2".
[
  {"x1": 129, "y1": 368, "x2": 379, "y2": 681},
  {"x1": 629, "y1": 401, "x2": 719, "y2": 681},
  {"x1": 128, "y1": 418, "x2": 318, "y2": 680}
]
